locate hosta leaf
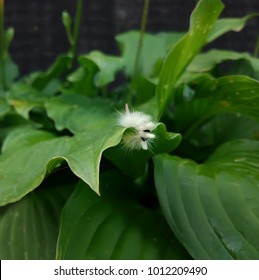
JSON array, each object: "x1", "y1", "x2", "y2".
[
  {"x1": 190, "y1": 113, "x2": 259, "y2": 149},
  {"x1": 66, "y1": 64, "x2": 98, "y2": 96},
  {"x1": 154, "y1": 139, "x2": 259, "y2": 259},
  {"x1": 116, "y1": 31, "x2": 177, "y2": 78},
  {"x1": 7, "y1": 83, "x2": 46, "y2": 119},
  {"x1": 31, "y1": 54, "x2": 72, "y2": 90},
  {"x1": 187, "y1": 50, "x2": 259, "y2": 75},
  {"x1": 0, "y1": 178, "x2": 73, "y2": 259},
  {"x1": 0, "y1": 126, "x2": 123, "y2": 205},
  {"x1": 45, "y1": 94, "x2": 115, "y2": 134},
  {"x1": 57, "y1": 171, "x2": 191, "y2": 260},
  {"x1": 79, "y1": 51, "x2": 124, "y2": 87},
  {"x1": 175, "y1": 75, "x2": 259, "y2": 134},
  {"x1": 156, "y1": 0, "x2": 224, "y2": 117},
  {"x1": 207, "y1": 13, "x2": 259, "y2": 43}
]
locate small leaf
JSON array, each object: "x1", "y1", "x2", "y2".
[
  {"x1": 4, "y1": 27, "x2": 15, "y2": 52},
  {"x1": 57, "y1": 171, "x2": 191, "y2": 260},
  {"x1": 156, "y1": 0, "x2": 224, "y2": 117},
  {"x1": 62, "y1": 10, "x2": 74, "y2": 45},
  {"x1": 154, "y1": 139, "x2": 259, "y2": 259}
]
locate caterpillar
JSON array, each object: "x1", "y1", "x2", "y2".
[{"x1": 117, "y1": 104, "x2": 157, "y2": 151}]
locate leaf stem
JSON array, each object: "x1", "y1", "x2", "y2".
[
  {"x1": 71, "y1": 0, "x2": 83, "y2": 65},
  {"x1": 127, "y1": 0, "x2": 150, "y2": 105},
  {"x1": 254, "y1": 33, "x2": 259, "y2": 58},
  {"x1": 133, "y1": 0, "x2": 150, "y2": 78}
]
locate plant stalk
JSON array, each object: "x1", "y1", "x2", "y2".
[
  {"x1": 254, "y1": 34, "x2": 259, "y2": 58},
  {"x1": 127, "y1": 0, "x2": 150, "y2": 105},
  {"x1": 71, "y1": 0, "x2": 83, "y2": 64},
  {"x1": 133, "y1": 0, "x2": 150, "y2": 78}
]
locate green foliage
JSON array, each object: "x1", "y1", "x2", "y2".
[
  {"x1": 57, "y1": 171, "x2": 190, "y2": 260},
  {"x1": 1, "y1": 0, "x2": 259, "y2": 260},
  {"x1": 154, "y1": 140, "x2": 259, "y2": 259}
]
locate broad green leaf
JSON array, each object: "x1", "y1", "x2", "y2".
[
  {"x1": 175, "y1": 75, "x2": 259, "y2": 134},
  {"x1": 57, "y1": 171, "x2": 191, "y2": 260},
  {"x1": 207, "y1": 14, "x2": 259, "y2": 43},
  {"x1": 79, "y1": 51, "x2": 124, "y2": 87},
  {"x1": 0, "y1": 114, "x2": 35, "y2": 149},
  {"x1": 0, "y1": 125, "x2": 123, "y2": 205},
  {"x1": 156, "y1": 0, "x2": 224, "y2": 117},
  {"x1": 45, "y1": 94, "x2": 115, "y2": 134},
  {"x1": 0, "y1": 178, "x2": 74, "y2": 259},
  {"x1": 154, "y1": 139, "x2": 259, "y2": 259},
  {"x1": 46, "y1": 94, "x2": 181, "y2": 179},
  {"x1": 32, "y1": 54, "x2": 72, "y2": 90},
  {"x1": 116, "y1": 31, "x2": 180, "y2": 78}
]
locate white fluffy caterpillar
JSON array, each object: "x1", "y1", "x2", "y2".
[{"x1": 118, "y1": 104, "x2": 157, "y2": 151}]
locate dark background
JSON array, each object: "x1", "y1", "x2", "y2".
[{"x1": 5, "y1": 0, "x2": 259, "y2": 75}]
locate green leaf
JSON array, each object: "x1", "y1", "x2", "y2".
[
  {"x1": 189, "y1": 113, "x2": 259, "y2": 149},
  {"x1": 178, "y1": 113, "x2": 259, "y2": 162},
  {"x1": 0, "y1": 114, "x2": 35, "y2": 149},
  {"x1": 156, "y1": 0, "x2": 224, "y2": 117},
  {"x1": 0, "y1": 177, "x2": 74, "y2": 259},
  {"x1": 32, "y1": 54, "x2": 72, "y2": 90},
  {"x1": 116, "y1": 31, "x2": 182, "y2": 78},
  {"x1": 7, "y1": 83, "x2": 46, "y2": 119},
  {"x1": 57, "y1": 171, "x2": 191, "y2": 260},
  {"x1": 79, "y1": 51, "x2": 124, "y2": 87},
  {"x1": 154, "y1": 139, "x2": 259, "y2": 259},
  {"x1": 66, "y1": 64, "x2": 98, "y2": 96},
  {"x1": 45, "y1": 94, "x2": 115, "y2": 134},
  {"x1": 0, "y1": 97, "x2": 11, "y2": 117},
  {"x1": 207, "y1": 13, "x2": 259, "y2": 43},
  {"x1": 0, "y1": 56, "x2": 19, "y2": 90},
  {"x1": 187, "y1": 49, "x2": 259, "y2": 75},
  {"x1": 62, "y1": 10, "x2": 74, "y2": 45},
  {"x1": 5, "y1": 27, "x2": 15, "y2": 52},
  {"x1": 175, "y1": 75, "x2": 259, "y2": 135},
  {"x1": 0, "y1": 124, "x2": 124, "y2": 205}
]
